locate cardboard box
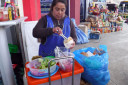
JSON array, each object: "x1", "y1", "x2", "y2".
[
  {"x1": 86, "y1": 15, "x2": 99, "y2": 22},
  {"x1": 78, "y1": 25, "x2": 88, "y2": 36},
  {"x1": 80, "y1": 22, "x2": 91, "y2": 29}
]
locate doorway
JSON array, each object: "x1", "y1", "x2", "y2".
[{"x1": 80, "y1": 0, "x2": 86, "y2": 22}]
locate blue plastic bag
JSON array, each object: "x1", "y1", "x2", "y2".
[
  {"x1": 71, "y1": 18, "x2": 89, "y2": 44},
  {"x1": 75, "y1": 26, "x2": 89, "y2": 44},
  {"x1": 82, "y1": 68, "x2": 110, "y2": 85},
  {"x1": 73, "y1": 45, "x2": 110, "y2": 85},
  {"x1": 73, "y1": 45, "x2": 108, "y2": 69}
]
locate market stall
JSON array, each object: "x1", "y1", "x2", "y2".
[{"x1": 87, "y1": 4, "x2": 123, "y2": 34}]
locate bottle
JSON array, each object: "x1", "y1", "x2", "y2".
[
  {"x1": 15, "y1": 5, "x2": 20, "y2": 18},
  {"x1": 11, "y1": 7, "x2": 14, "y2": 20},
  {"x1": 8, "y1": 7, "x2": 13, "y2": 20}
]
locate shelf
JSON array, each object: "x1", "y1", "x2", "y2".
[{"x1": 0, "y1": 17, "x2": 28, "y2": 27}]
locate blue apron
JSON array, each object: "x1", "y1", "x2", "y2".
[{"x1": 39, "y1": 15, "x2": 70, "y2": 57}]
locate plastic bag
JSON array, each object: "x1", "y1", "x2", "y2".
[
  {"x1": 75, "y1": 26, "x2": 89, "y2": 44},
  {"x1": 71, "y1": 18, "x2": 89, "y2": 44},
  {"x1": 82, "y1": 68, "x2": 110, "y2": 85},
  {"x1": 73, "y1": 45, "x2": 110, "y2": 85},
  {"x1": 73, "y1": 45, "x2": 108, "y2": 69}
]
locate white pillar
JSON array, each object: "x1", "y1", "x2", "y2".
[
  {"x1": 0, "y1": 0, "x2": 1, "y2": 7},
  {"x1": 69, "y1": 0, "x2": 70, "y2": 17},
  {"x1": 0, "y1": 27, "x2": 16, "y2": 85},
  {"x1": 86, "y1": 0, "x2": 89, "y2": 18}
]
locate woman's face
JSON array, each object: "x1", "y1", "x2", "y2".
[
  {"x1": 95, "y1": 4, "x2": 98, "y2": 8},
  {"x1": 52, "y1": 2, "x2": 66, "y2": 20}
]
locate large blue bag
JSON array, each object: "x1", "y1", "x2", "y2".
[
  {"x1": 71, "y1": 18, "x2": 89, "y2": 44},
  {"x1": 73, "y1": 45, "x2": 110, "y2": 85}
]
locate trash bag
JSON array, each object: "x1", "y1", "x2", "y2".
[
  {"x1": 71, "y1": 18, "x2": 89, "y2": 44},
  {"x1": 73, "y1": 45, "x2": 110, "y2": 85}
]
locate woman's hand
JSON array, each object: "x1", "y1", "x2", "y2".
[
  {"x1": 52, "y1": 27, "x2": 62, "y2": 35},
  {"x1": 70, "y1": 40, "x2": 75, "y2": 49}
]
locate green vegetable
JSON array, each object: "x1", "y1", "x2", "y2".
[
  {"x1": 50, "y1": 61, "x2": 56, "y2": 66},
  {"x1": 38, "y1": 58, "x2": 43, "y2": 62},
  {"x1": 38, "y1": 58, "x2": 56, "y2": 69}
]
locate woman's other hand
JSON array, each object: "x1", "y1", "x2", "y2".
[
  {"x1": 52, "y1": 27, "x2": 62, "y2": 35},
  {"x1": 70, "y1": 40, "x2": 75, "y2": 49}
]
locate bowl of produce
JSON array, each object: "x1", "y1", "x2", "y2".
[{"x1": 27, "y1": 57, "x2": 56, "y2": 76}]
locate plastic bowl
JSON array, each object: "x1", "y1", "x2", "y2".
[
  {"x1": 59, "y1": 58, "x2": 73, "y2": 72},
  {"x1": 58, "y1": 52, "x2": 74, "y2": 72},
  {"x1": 27, "y1": 57, "x2": 56, "y2": 76}
]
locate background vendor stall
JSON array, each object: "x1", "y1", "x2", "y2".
[{"x1": 86, "y1": 2, "x2": 123, "y2": 34}]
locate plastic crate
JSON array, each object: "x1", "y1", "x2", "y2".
[{"x1": 8, "y1": 44, "x2": 18, "y2": 53}]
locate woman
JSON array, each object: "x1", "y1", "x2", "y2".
[
  {"x1": 114, "y1": 6, "x2": 119, "y2": 17},
  {"x1": 33, "y1": 0, "x2": 77, "y2": 57},
  {"x1": 93, "y1": 4, "x2": 100, "y2": 15},
  {"x1": 88, "y1": 6, "x2": 94, "y2": 15}
]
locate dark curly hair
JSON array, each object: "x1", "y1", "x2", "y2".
[{"x1": 50, "y1": 0, "x2": 67, "y2": 12}]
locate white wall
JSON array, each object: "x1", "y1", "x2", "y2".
[{"x1": 21, "y1": 21, "x2": 40, "y2": 62}]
